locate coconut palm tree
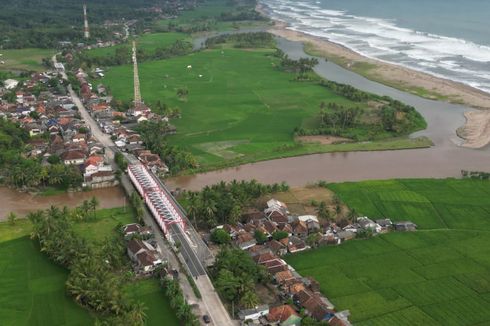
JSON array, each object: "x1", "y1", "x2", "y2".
[
  {"x1": 240, "y1": 290, "x2": 259, "y2": 309},
  {"x1": 90, "y1": 196, "x2": 99, "y2": 219}
]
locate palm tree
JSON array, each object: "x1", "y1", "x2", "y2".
[
  {"x1": 240, "y1": 290, "x2": 259, "y2": 309},
  {"x1": 228, "y1": 204, "x2": 241, "y2": 225},
  {"x1": 316, "y1": 201, "x2": 329, "y2": 220},
  {"x1": 80, "y1": 200, "x2": 91, "y2": 220},
  {"x1": 187, "y1": 195, "x2": 201, "y2": 228},
  {"x1": 204, "y1": 199, "x2": 217, "y2": 226},
  {"x1": 90, "y1": 196, "x2": 99, "y2": 219},
  {"x1": 7, "y1": 212, "x2": 17, "y2": 225},
  {"x1": 126, "y1": 302, "x2": 147, "y2": 326}
]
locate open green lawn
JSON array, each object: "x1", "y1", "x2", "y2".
[
  {"x1": 0, "y1": 221, "x2": 93, "y2": 326},
  {"x1": 73, "y1": 206, "x2": 134, "y2": 243},
  {"x1": 101, "y1": 48, "x2": 429, "y2": 170},
  {"x1": 0, "y1": 206, "x2": 178, "y2": 325},
  {"x1": 0, "y1": 48, "x2": 54, "y2": 71},
  {"x1": 125, "y1": 279, "x2": 179, "y2": 326},
  {"x1": 286, "y1": 179, "x2": 490, "y2": 325},
  {"x1": 85, "y1": 32, "x2": 189, "y2": 59}
]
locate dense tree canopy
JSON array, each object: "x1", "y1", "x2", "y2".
[
  {"x1": 0, "y1": 0, "x2": 196, "y2": 48},
  {"x1": 182, "y1": 180, "x2": 289, "y2": 229},
  {"x1": 212, "y1": 247, "x2": 268, "y2": 309}
]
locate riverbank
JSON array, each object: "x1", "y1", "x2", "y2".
[
  {"x1": 0, "y1": 186, "x2": 126, "y2": 220},
  {"x1": 256, "y1": 4, "x2": 490, "y2": 148}
]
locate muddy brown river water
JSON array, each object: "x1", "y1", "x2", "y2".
[{"x1": 0, "y1": 186, "x2": 127, "y2": 220}]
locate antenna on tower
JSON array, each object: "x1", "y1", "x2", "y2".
[
  {"x1": 132, "y1": 41, "x2": 143, "y2": 109},
  {"x1": 83, "y1": 4, "x2": 90, "y2": 39}
]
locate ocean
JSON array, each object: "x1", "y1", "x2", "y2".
[{"x1": 260, "y1": 0, "x2": 490, "y2": 94}]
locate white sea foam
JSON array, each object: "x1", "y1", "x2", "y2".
[{"x1": 261, "y1": 0, "x2": 490, "y2": 94}]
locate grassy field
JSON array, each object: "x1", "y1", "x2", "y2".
[
  {"x1": 0, "y1": 48, "x2": 54, "y2": 72},
  {"x1": 125, "y1": 279, "x2": 180, "y2": 326},
  {"x1": 0, "y1": 207, "x2": 179, "y2": 325},
  {"x1": 101, "y1": 47, "x2": 429, "y2": 170},
  {"x1": 0, "y1": 220, "x2": 94, "y2": 326},
  {"x1": 85, "y1": 32, "x2": 189, "y2": 59},
  {"x1": 286, "y1": 179, "x2": 490, "y2": 325},
  {"x1": 255, "y1": 185, "x2": 350, "y2": 218},
  {"x1": 72, "y1": 206, "x2": 134, "y2": 243}
]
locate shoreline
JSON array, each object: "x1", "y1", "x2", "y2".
[{"x1": 256, "y1": 4, "x2": 490, "y2": 148}]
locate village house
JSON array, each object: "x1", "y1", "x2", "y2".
[
  {"x1": 265, "y1": 198, "x2": 289, "y2": 218},
  {"x1": 238, "y1": 305, "x2": 269, "y2": 323},
  {"x1": 269, "y1": 210, "x2": 289, "y2": 225},
  {"x1": 236, "y1": 232, "x2": 257, "y2": 250},
  {"x1": 266, "y1": 305, "x2": 302, "y2": 326},
  {"x1": 274, "y1": 270, "x2": 295, "y2": 285},
  {"x1": 123, "y1": 224, "x2": 153, "y2": 239},
  {"x1": 61, "y1": 150, "x2": 86, "y2": 165},
  {"x1": 395, "y1": 221, "x2": 417, "y2": 231},
  {"x1": 253, "y1": 252, "x2": 277, "y2": 265},
  {"x1": 291, "y1": 221, "x2": 308, "y2": 238},
  {"x1": 376, "y1": 219, "x2": 393, "y2": 232},
  {"x1": 337, "y1": 230, "x2": 356, "y2": 242},
  {"x1": 329, "y1": 311, "x2": 353, "y2": 326},
  {"x1": 294, "y1": 289, "x2": 334, "y2": 322},
  {"x1": 267, "y1": 239, "x2": 288, "y2": 256},
  {"x1": 357, "y1": 216, "x2": 381, "y2": 233},
  {"x1": 123, "y1": 223, "x2": 142, "y2": 238},
  {"x1": 287, "y1": 236, "x2": 308, "y2": 253},
  {"x1": 84, "y1": 170, "x2": 117, "y2": 189},
  {"x1": 127, "y1": 239, "x2": 162, "y2": 274},
  {"x1": 264, "y1": 258, "x2": 289, "y2": 274}
]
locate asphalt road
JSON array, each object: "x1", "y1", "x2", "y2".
[{"x1": 169, "y1": 223, "x2": 207, "y2": 276}]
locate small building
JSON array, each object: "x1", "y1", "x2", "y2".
[
  {"x1": 357, "y1": 217, "x2": 381, "y2": 233},
  {"x1": 395, "y1": 221, "x2": 417, "y2": 232},
  {"x1": 275, "y1": 270, "x2": 295, "y2": 285},
  {"x1": 61, "y1": 150, "x2": 86, "y2": 165},
  {"x1": 267, "y1": 305, "x2": 302, "y2": 326},
  {"x1": 337, "y1": 230, "x2": 356, "y2": 242},
  {"x1": 238, "y1": 305, "x2": 269, "y2": 322},
  {"x1": 236, "y1": 232, "x2": 257, "y2": 250},
  {"x1": 267, "y1": 239, "x2": 288, "y2": 256},
  {"x1": 127, "y1": 239, "x2": 162, "y2": 273},
  {"x1": 287, "y1": 236, "x2": 308, "y2": 253},
  {"x1": 375, "y1": 219, "x2": 393, "y2": 232},
  {"x1": 123, "y1": 223, "x2": 141, "y2": 238},
  {"x1": 4, "y1": 79, "x2": 19, "y2": 90}
]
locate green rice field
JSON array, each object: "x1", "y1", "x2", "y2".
[
  {"x1": 0, "y1": 48, "x2": 54, "y2": 72},
  {"x1": 101, "y1": 48, "x2": 429, "y2": 169},
  {"x1": 0, "y1": 220, "x2": 93, "y2": 325},
  {"x1": 85, "y1": 32, "x2": 189, "y2": 59},
  {"x1": 0, "y1": 207, "x2": 179, "y2": 325},
  {"x1": 286, "y1": 179, "x2": 490, "y2": 325}
]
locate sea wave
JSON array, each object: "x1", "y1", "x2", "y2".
[{"x1": 261, "y1": 0, "x2": 490, "y2": 94}]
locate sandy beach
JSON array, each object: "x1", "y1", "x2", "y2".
[{"x1": 256, "y1": 4, "x2": 490, "y2": 148}]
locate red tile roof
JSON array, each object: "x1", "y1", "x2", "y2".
[{"x1": 267, "y1": 305, "x2": 299, "y2": 323}]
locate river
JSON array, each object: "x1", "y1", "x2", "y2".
[
  {"x1": 168, "y1": 36, "x2": 490, "y2": 191},
  {"x1": 0, "y1": 186, "x2": 127, "y2": 220}
]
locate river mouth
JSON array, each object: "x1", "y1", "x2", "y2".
[{"x1": 167, "y1": 36, "x2": 489, "y2": 191}]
